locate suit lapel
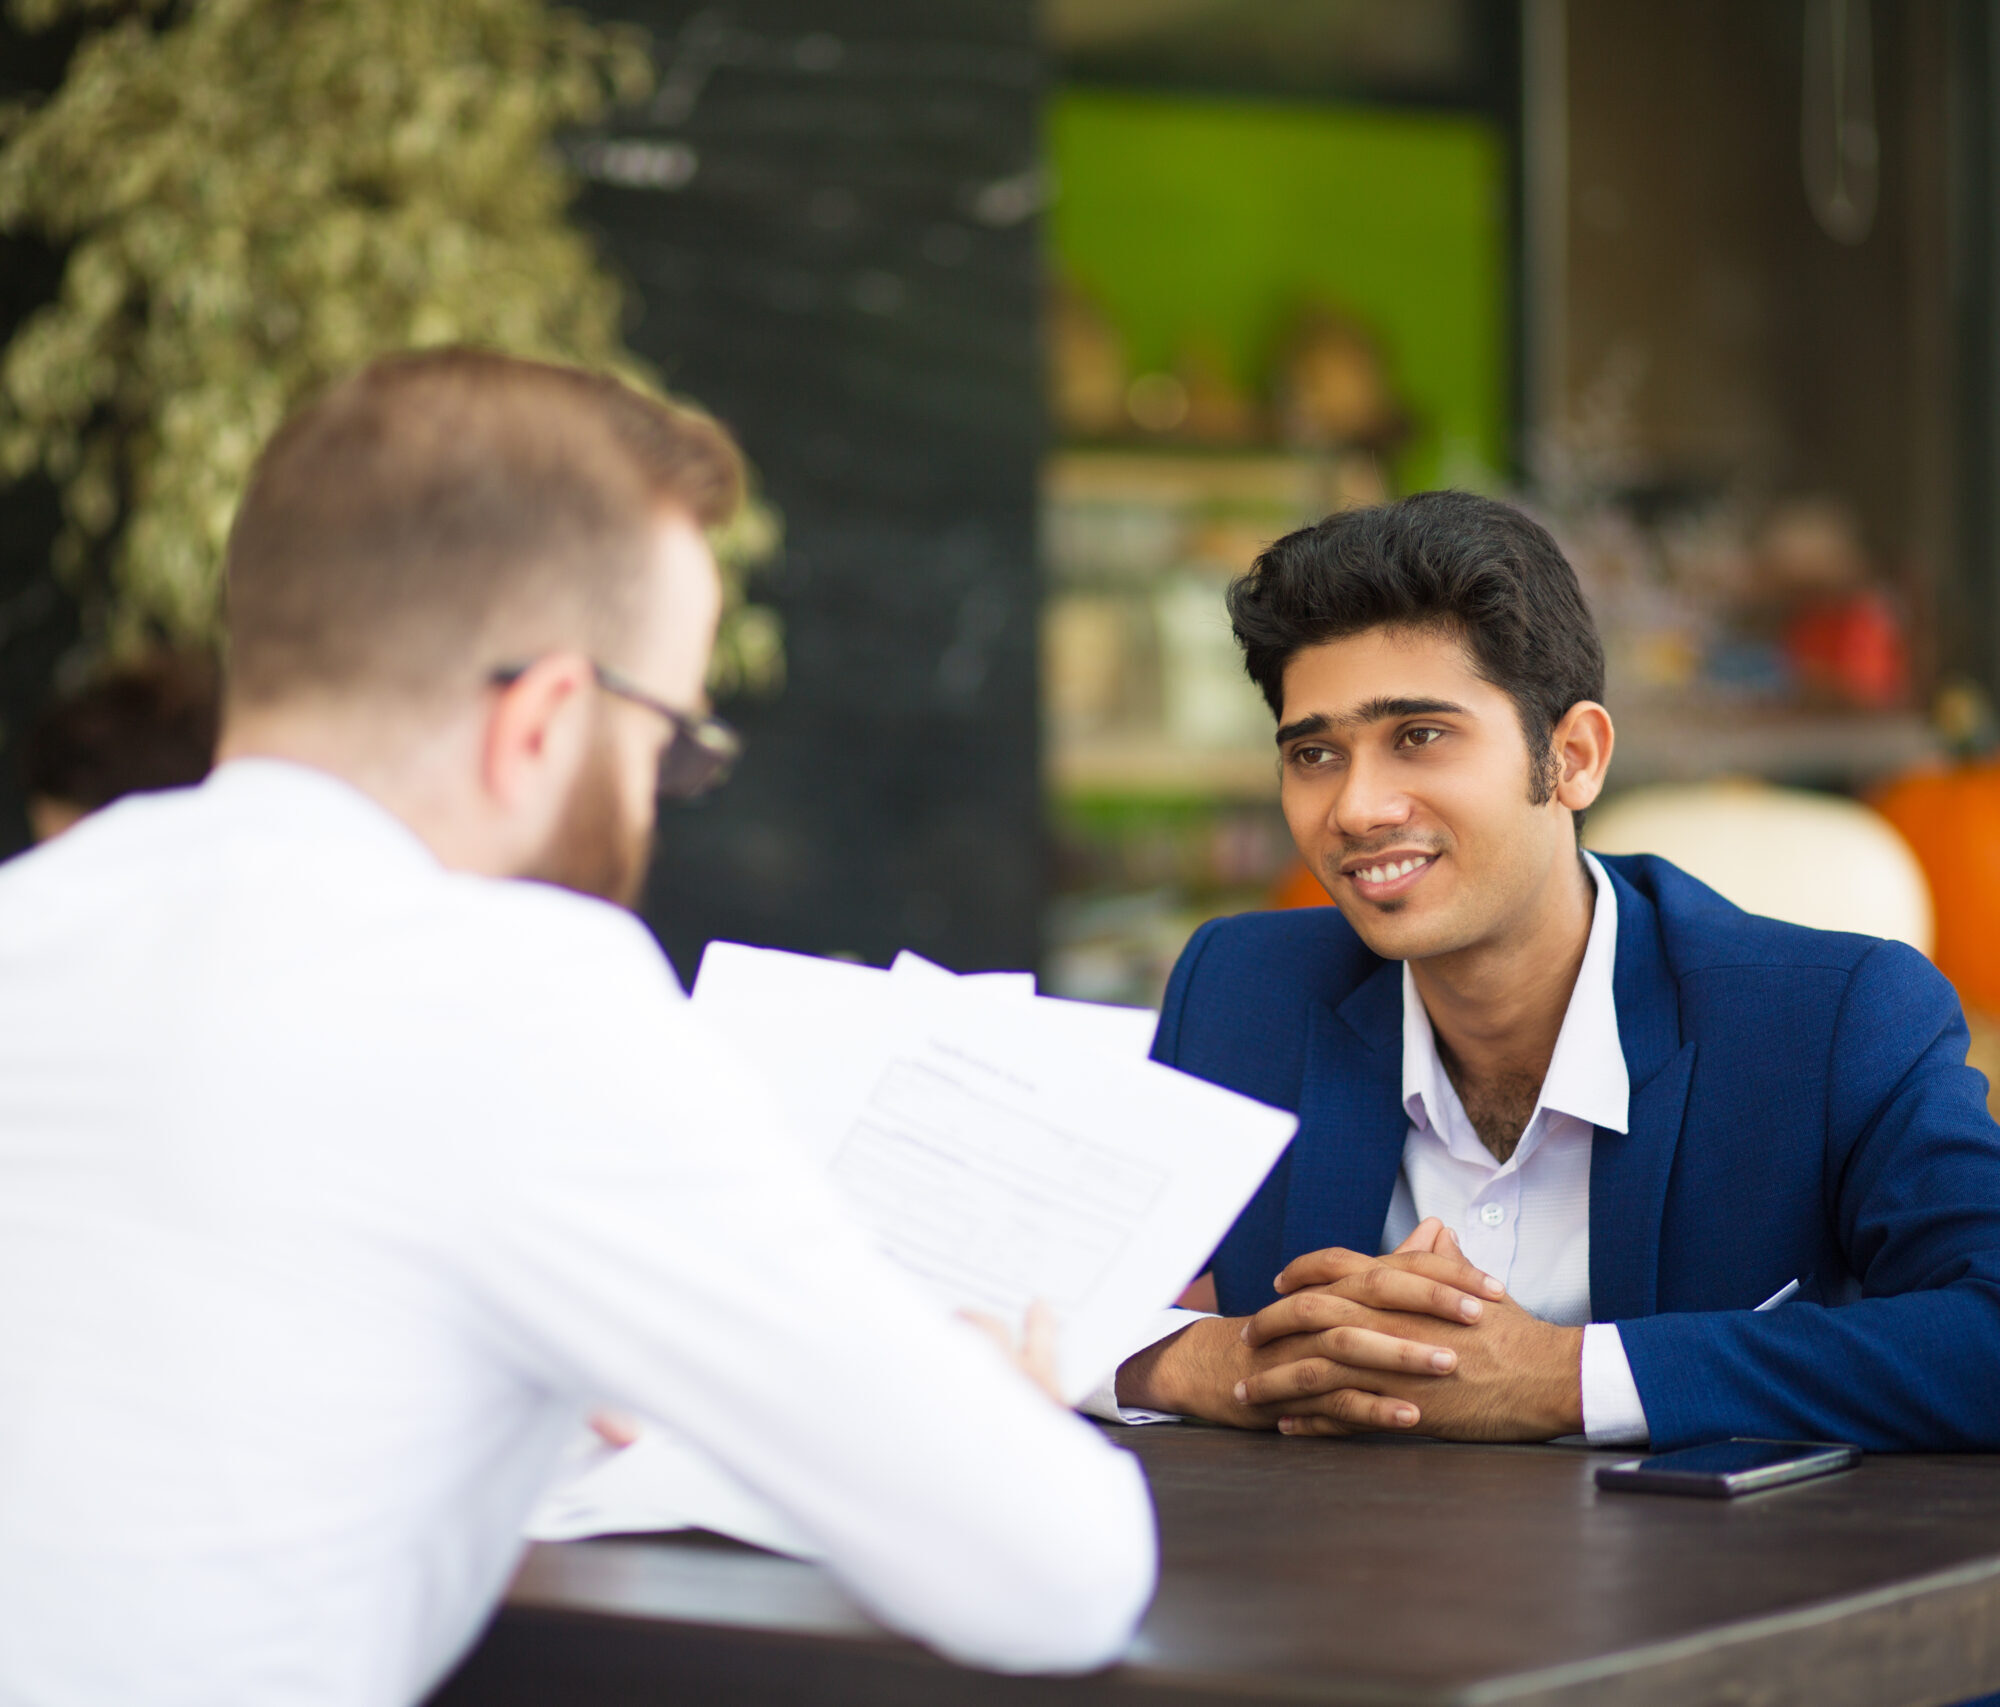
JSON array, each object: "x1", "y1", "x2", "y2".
[
  {"x1": 1590, "y1": 863, "x2": 1696, "y2": 1320},
  {"x1": 1280, "y1": 958, "x2": 1408, "y2": 1268}
]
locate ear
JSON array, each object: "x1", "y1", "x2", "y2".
[
  {"x1": 1551, "y1": 700, "x2": 1615, "y2": 814},
  {"x1": 481, "y1": 652, "x2": 594, "y2": 811}
]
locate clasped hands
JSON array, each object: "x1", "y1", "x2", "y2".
[{"x1": 1118, "y1": 1218, "x2": 1584, "y2": 1441}]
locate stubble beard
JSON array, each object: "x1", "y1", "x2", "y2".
[{"x1": 526, "y1": 731, "x2": 655, "y2": 910}]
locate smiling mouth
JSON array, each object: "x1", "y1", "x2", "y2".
[{"x1": 1341, "y1": 852, "x2": 1438, "y2": 901}]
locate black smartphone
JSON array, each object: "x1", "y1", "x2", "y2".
[{"x1": 1594, "y1": 1438, "x2": 1860, "y2": 1498}]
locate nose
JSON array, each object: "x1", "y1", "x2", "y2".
[{"x1": 1331, "y1": 747, "x2": 1413, "y2": 840}]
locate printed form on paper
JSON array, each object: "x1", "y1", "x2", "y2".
[{"x1": 524, "y1": 943, "x2": 1293, "y2": 1552}]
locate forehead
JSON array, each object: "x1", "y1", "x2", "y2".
[{"x1": 1278, "y1": 625, "x2": 1504, "y2": 723}]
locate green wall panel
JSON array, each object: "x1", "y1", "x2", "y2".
[{"x1": 1048, "y1": 88, "x2": 1507, "y2": 491}]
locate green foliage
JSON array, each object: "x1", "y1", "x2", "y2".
[{"x1": 0, "y1": 0, "x2": 782, "y2": 695}]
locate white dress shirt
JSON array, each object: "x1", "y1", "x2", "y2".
[
  {"x1": 1384, "y1": 852, "x2": 1648, "y2": 1444},
  {"x1": 1094, "y1": 853, "x2": 1649, "y2": 1444},
  {"x1": 0, "y1": 761, "x2": 1155, "y2": 1707}
]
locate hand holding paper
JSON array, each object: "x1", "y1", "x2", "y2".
[{"x1": 958, "y1": 1300, "x2": 1066, "y2": 1406}]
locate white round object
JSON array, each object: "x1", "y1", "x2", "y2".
[{"x1": 1585, "y1": 781, "x2": 1934, "y2": 956}]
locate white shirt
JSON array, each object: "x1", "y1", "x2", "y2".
[
  {"x1": 0, "y1": 761, "x2": 1155, "y2": 1707},
  {"x1": 1383, "y1": 852, "x2": 1648, "y2": 1444},
  {"x1": 1096, "y1": 852, "x2": 1649, "y2": 1444}
]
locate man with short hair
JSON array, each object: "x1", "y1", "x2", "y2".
[
  {"x1": 1105, "y1": 489, "x2": 2000, "y2": 1451},
  {"x1": 0, "y1": 349, "x2": 1155, "y2": 1707}
]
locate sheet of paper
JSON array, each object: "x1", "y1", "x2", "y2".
[
  {"x1": 891, "y1": 950, "x2": 1157, "y2": 1059},
  {"x1": 692, "y1": 942, "x2": 1295, "y2": 1402},
  {"x1": 692, "y1": 948, "x2": 905, "y2": 1160},
  {"x1": 957, "y1": 968, "x2": 1037, "y2": 998},
  {"x1": 535, "y1": 946, "x2": 1288, "y2": 1548},
  {"x1": 528, "y1": 949, "x2": 1224, "y2": 1551},
  {"x1": 1021, "y1": 993, "x2": 1157, "y2": 1060}
]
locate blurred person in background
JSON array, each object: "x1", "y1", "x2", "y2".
[
  {"x1": 0, "y1": 349, "x2": 1155, "y2": 1707},
  {"x1": 21, "y1": 646, "x2": 218, "y2": 841}
]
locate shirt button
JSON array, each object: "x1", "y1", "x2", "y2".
[{"x1": 1478, "y1": 1202, "x2": 1506, "y2": 1227}]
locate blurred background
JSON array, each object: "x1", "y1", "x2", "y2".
[{"x1": 4, "y1": 0, "x2": 1998, "y2": 1032}]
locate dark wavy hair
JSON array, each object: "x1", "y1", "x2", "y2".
[
  {"x1": 1226, "y1": 490, "x2": 1604, "y2": 812},
  {"x1": 23, "y1": 647, "x2": 217, "y2": 811}
]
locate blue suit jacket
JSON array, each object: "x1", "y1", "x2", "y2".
[{"x1": 1151, "y1": 853, "x2": 2000, "y2": 1451}]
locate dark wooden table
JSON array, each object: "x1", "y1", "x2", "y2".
[{"x1": 430, "y1": 1426, "x2": 2000, "y2": 1707}]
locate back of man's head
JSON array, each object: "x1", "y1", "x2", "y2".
[
  {"x1": 223, "y1": 349, "x2": 743, "y2": 717},
  {"x1": 1227, "y1": 490, "x2": 1605, "y2": 799}
]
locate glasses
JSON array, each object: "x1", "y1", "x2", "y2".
[{"x1": 489, "y1": 660, "x2": 742, "y2": 801}]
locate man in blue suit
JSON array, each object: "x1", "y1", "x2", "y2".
[{"x1": 1106, "y1": 490, "x2": 2000, "y2": 1452}]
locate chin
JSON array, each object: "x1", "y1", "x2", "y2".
[{"x1": 1342, "y1": 903, "x2": 1463, "y2": 965}]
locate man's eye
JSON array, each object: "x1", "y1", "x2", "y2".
[
  {"x1": 1288, "y1": 744, "x2": 1336, "y2": 769},
  {"x1": 1399, "y1": 726, "x2": 1444, "y2": 749}
]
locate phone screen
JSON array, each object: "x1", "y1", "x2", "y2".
[{"x1": 1635, "y1": 1441, "x2": 1832, "y2": 1477}]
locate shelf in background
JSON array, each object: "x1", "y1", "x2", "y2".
[
  {"x1": 1045, "y1": 444, "x2": 1384, "y2": 510},
  {"x1": 1050, "y1": 707, "x2": 1943, "y2": 804},
  {"x1": 1050, "y1": 736, "x2": 1278, "y2": 800},
  {"x1": 1608, "y1": 706, "x2": 1941, "y2": 792}
]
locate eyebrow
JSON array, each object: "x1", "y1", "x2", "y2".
[{"x1": 1273, "y1": 697, "x2": 1470, "y2": 747}]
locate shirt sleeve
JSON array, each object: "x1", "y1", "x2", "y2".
[
  {"x1": 448, "y1": 920, "x2": 1157, "y2": 1676},
  {"x1": 1580, "y1": 1323, "x2": 1651, "y2": 1445},
  {"x1": 1076, "y1": 1309, "x2": 1209, "y2": 1424}
]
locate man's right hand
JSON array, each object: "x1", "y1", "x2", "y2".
[
  {"x1": 1112, "y1": 1220, "x2": 1505, "y2": 1430},
  {"x1": 962, "y1": 1299, "x2": 1066, "y2": 1406}
]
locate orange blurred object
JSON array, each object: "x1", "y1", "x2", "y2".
[
  {"x1": 1269, "y1": 857, "x2": 1334, "y2": 909},
  {"x1": 1870, "y1": 760, "x2": 2000, "y2": 1013}
]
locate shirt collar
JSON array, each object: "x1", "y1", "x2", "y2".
[
  {"x1": 199, "y1": 758, "x2": 443, "y2": 874},
  {"x1": 1400, "y1": 850, "x2": 1630, "y2": 1144}
]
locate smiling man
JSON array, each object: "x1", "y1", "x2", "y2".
[{"x1": 1100, "y1": 489, "x2": 2000, "y2": 1452}]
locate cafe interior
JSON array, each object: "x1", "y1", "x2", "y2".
[
  {"x1": 1, "y1": 0, "x2": 1991, "y2": 1024},
  {"x1": 5, "y1": 1, "x2": 2000, "y2": 1702},
  {"x1": 14, "y1": 0, "x2": 1989, "y2": 1038}
]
